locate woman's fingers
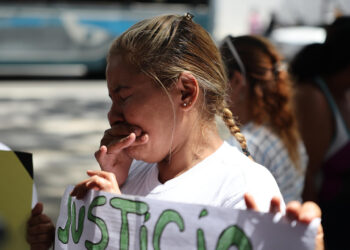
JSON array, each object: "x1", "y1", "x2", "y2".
[
  {"x1": 286, "y1": 201, "x2": 324, "y2": 250},
  {"x1": 107, "y1": 133, "x2": 137, "y2": 154},
  {"x1": 100, "y1": 124, "x2": 142, "y2": 147},
  {"x1": 285, "y1": 201, "x2": 302, "y2": 221},
  {"x1": 94, "y1": 145, "x2": 108, "y2": 165},
  {"x1": 298, "y1": 201, "x2": 322, "y2": 223},
  {"x1": 31, "y1": 202, "x2": 44, "y2": 216},
  {"x1": 244, "y1": 194, "x2": 282, "y2": 214},
  {"x1": 86, "y1": 171, "x2": 121, "y2": 194},
  {"x1": 28, "y1": 214, "x2": 52, "y2": 227},
  {"x1": 269, "y1": 196, "x2": 281, "y2": 214},
  {"x1": 98, "y1": 132, "x2": 138, "y2": 157},
  {"x1": 135, "y1": 133, "x2": 149, "y2": 144},
  {"x1": 94, "y1": 143, "x2": 132, "y2": 186},
  {"x1": 26, "y1": 204, "x2": 55, "y2": 249},
  {"x1": 87, "y1": 170, "x2": 116, "y2": 181},
  {"x1": 106, "y1": 124, "x2": 142, "y2": 138},
  {"x1": 107, "y1": 132, "x2": 150, "y2": 155},
  {"x1": 285, "y1": 201, "x2": 321, "y2": 223},
  {"x1": 27, "y1": 222, "x2": 55, "y2": 243},
  {"x1": 70, "y1": 171, "x2": 121, "y2": 199},
  {"x1": 244, "y1": 193, "x2": 259, "y2": 211},
  {"x1": 244, "y1": 194, "x2": 324, "y2": 250},
  {"x1": 70, "y1": 179, "x2": 90, "y2": 199},
  {"x1": 27, "y1": 222, "x2": 54, "y2": 235}
]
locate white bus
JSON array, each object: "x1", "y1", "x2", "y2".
[{"x1": 0, "y1": 0, "x2": 210, "y2": 78}]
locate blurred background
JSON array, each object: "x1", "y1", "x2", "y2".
[{"x1": 0, "y1": 0, "x2": 349, "y2": 224}]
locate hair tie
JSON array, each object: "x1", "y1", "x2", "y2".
[
  {"x1": 184, "y1": 12, "x2": 194, "y2": 21},
  {"x1": 242, "y1": 148, "x2": 251, "y2": 157}
]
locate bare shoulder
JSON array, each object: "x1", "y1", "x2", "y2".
[
  {"x1": 295, "y1": 84, "x2": 328, "y2": 110},
  {"x1": 294, "y1": 83, "x2": 332, "y2": 125},
  {"x1": 294, "y1": 82, "x2": 333, "y2": 164}
]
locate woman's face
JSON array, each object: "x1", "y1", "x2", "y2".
[{"x1": 106, "y1": 55, "x2": 178, "y2": 162}]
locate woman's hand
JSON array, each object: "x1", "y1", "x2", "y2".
[
  {"x1": 70, "y1": 170, "x2": 121, "y2": 199},
  {"x1": 95, "y1": 124, "x2": 148, "y2": 186},
  {"x1": 26, "y1": 202, "x2": 55, "y2": 250},
  {"x1": 244, "y1": 194, "x2": 324, "y2": 250},
  {"x1": 285, "y1": 200, "x2": 324, "y2": 250}
]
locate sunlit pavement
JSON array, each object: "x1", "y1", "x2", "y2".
[{"x1": 0, "y1": 80, "x2": 110, "y2": 223}]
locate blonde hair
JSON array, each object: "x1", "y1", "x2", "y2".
[{"x1": 108, "y1": 14, "x2": 250, "y2": 156}]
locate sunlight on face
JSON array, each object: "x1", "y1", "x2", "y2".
[{"x1": 106, "y1": 55, "x2": 179, "y2": 163}]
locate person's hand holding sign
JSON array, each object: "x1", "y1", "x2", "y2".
[
  {"x1": 244, "y1": 194, "x2": 324, "y2": 250},
  {"x1": 26, "y1": 203, "x2": 55, "y2": 250}
]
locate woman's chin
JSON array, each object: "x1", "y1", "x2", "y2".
[
  {"x1": 125, "y1": 146, "x2": 147, "y2": 161},
  {"x1": 125, "y1": 146, "x2": 161, "y2": 163}
]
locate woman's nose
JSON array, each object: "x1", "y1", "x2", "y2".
[{"x1": 107, "y1": 103, "x2": 124, "y2": 126}]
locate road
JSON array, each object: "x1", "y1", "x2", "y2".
[{"x1": 0, "y1": 80, "x2": 110, "y2": 223}]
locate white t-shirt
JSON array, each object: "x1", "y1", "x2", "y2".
[{"x1": 121, "y1": 142, "x2": 285, "y2": 212}]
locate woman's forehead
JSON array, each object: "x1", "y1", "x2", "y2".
[
  {"x1": 107, "y1": 55, "x2": 133, "y2": 71},
  {"x1": 107, "y1": 58, "x2": 151, "y2": 89},
  {"x1": 107, "y1": 56, "x2": 137, "y2": 76}
]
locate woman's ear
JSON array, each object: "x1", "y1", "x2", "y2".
[
  {"x1": 176, "y1": 72, "x2": 199, "y2": 109},
  {"x1": 228, "y1": 71, "x2": 248, "y2": 104},
  {"x1": 229, "y1": 71, "x2": 245, "y2": 88}
]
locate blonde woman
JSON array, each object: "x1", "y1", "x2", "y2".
[{"x1": 27, "y1": 14, "x2": 323, "y2": 249}]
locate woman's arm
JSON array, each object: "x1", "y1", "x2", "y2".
[{"x1": 294, "y1": 85, "x2": 333, "y2": 201}]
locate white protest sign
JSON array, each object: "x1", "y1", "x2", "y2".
[{"x1": 55, "y1": 186, "x2": 319, "y2": 250}]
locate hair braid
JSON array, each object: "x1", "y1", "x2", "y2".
[
  {"x1": 220, "y1": 105, "x2": 251, "y2": 157},
  {"x1": 110, "y1": 14, "x2": 250, "y2": 157}
]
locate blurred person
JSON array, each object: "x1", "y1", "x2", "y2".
[
  {"x1": 0, "y1": 142, "x2": 40, "y2": 249},
  {"x1": 27, "y1": 14, "x2": 323, "y2": 249},
  {"x1": 289, "y1": 16, "x2": 350, "y2": 250},
  {"x1": 220, "y1": 35, "x2": 307, "y2": 203}
]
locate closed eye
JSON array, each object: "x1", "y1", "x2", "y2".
[
  {"x1": 113, "y1": 85, "x2": 132, "y2": 102},
  {"x1": 118, "y1": 90, "x2": 132, "y2": 101}
]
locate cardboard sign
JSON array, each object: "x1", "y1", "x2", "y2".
[
  {"x1": 0, "y1": 150, "x2": 33, "y2": 250},
  {"x1": 55, "y1": 186, "x2": 319, "y2": 250}
]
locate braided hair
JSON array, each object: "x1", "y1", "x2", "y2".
[{"x1": 108, "y1": 13, "x2": 250, "y2": 156}]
